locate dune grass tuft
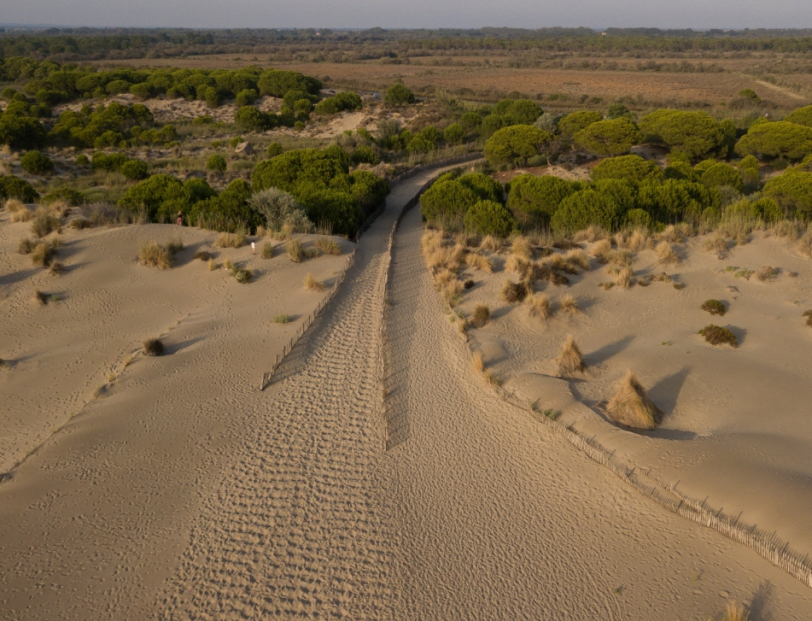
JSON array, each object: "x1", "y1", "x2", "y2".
[
  {"x1": 511, "y1": 237, "x2": 533, "y2": 260},
  {"x1": 233, "y1": 268, "x2": 252, "y2": 283},
  {"x1": 31, "y1": 209, "x2": 62, "y2": 238},
  {"x1": 756, "y1": 265, "x2": 777, "y2": 282},
  {"x1": 304, "y1": 272, "x2": 324, "y2": 291},
  {"x1": 165, "y1": 237, "x2": 184, "y2": 254},
  {"x1": 260, "y1": 241, "x2": 274, "y2": 259},
  {"x1": 505, "y1": 253, "x2": 530, "y2": 274},
  {"x1": 560, "y1": 294, "x2": 580, "y2": 314},
  {"x1": 194, "y1": 250, "x2": 212, "y2": 261},
  {"x1": 207, "y1": 258, "x2": 217, "y2": 271},
  {"x1": 11, "y1": 208, "x2": 33, "y2": 223},
  {"x1": 556, "y1": 335, "x2": 586, "y2": 376},
  {"x1": 18, "y1": 237, "x2": 35, "y2": 254},
  {"x1": 138, "y1": 241, "x2": 174, "y2": 269},
  {"x1": 214, "y1": 232, "x2": 246, "y2": 248},
  {"x1": 32, "y1": 289, "x2": 48, "y2": 305},
  {"x1": 501, "y1": 279, "x2": 529, "y2": 304},
  {"x1": 565, "y1": 248, "x2": 590, "y2": 270},
  {"x1": 287, "y1": 238, "x2": 304, "y2": 262},
  {"x1": 615, "y1": 267, "x2": 634, "y2": 289},
  {"x1": 590, "y1": 239, "x2": 613, "y2": 263},
  {"x1": 31, "y1": 241, "x2": 58, "y2": 267},
  {"x1": 48, "y1": 261, "x2": 65, "y2": 276},
  {"x1": 315, "y1": 236, "x2": 341, "y2": 255},
  {"x1": 466, "y1": 251, "x2": 493, "y2": 272},
  {"x1": 712, "y1": 601, "x2": 750, "y2": 621},
  {"x1": 479, "y1": 235, "x2": 502, "y2": 253},
  {"x1": 606, "y1": 371, "x2": 663, "y2": 430},
  {"x1": 273, "y1": 314, "x2": 290, "y2": 324},
  {"x1": 803, "y1": 310, "x2": 812, "y2": 327},
  {"x1": 143, "y1": 338, "x2": 165, "y2": 356},
  {"x1": 656, "y1": 241, "x2": 680, "y2": 265},
  {"x1": 701, "y1": 299, "x2": 726, "y2": 316},
  {"x1": 69, "y1": 217, "x2": 93, "y2": 230},
  {"x1": 799, "y1": 232, "x2": 812, "y2": 257},
  {"x1": 4, "y1": 198, "x2": 25, "y2": 212},
  {"x1": 526, "y1": 293, "x2": 552, "y2": 320},
  {"x1": 470, "y1": 304, "x2": 491, "y2": 328},
  {"x1": 703, "y1": 234, "x2": 728, "y2": 259},
  {"x1": 699, "y1": 324, "x2": 738, "y2": 347}
]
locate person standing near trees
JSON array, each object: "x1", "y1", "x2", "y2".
[{"x1": 176, "y1": 211, "x2": 183, "y2": 226}]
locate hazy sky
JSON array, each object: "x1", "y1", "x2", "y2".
[{"x1": 3, "y1": 0, "x2": 812, "y2": 30}]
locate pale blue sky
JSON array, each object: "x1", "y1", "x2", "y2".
[{"x1": 2, "y1": 0, "x2": 811, "y2": 30}]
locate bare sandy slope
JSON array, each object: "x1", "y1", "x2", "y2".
[
  {"x1": 453, "y1": 232, "x2": 812, "y2": 565},
  {"x1": 0, "y1": 219, "x2": 352, "y2": 619}
]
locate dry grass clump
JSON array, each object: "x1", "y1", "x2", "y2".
[
  {"x1": 511, "y1": 237, "x2": 533, "y2": 259},
  {"x1": 658, "y1": 224, "x2": 684, "y2": 244},
  {"x1": 11, "y1": 207, "x2": 33, "y2": 223},
  {"x1": 701, "y1": 299, "x2": 726, "y2": 316},
  {"x1": 615, "y1": 267, "x2": 635, "y2": 289},
  {"x1": 560, "y1": 294, "x2": 580, "y2": 314},
  {"x1": 465, "y1": 251, "x2": 493, "y2": 272},
  {"x1": 273, "y1": 314, "x2": 290, "y2": 324},
  {"x1": 207, "y1": 258, "x2": 217, "y2": 271},
  {"x1": 18, "y1": 237, "x2": 35, "y2": 254},
  {"x1": 4, "y1": 198, "x2": 25, "y2": 212},
  {"x1": 710, "y1": 602, "x2": 750, "y2": 621},
  {"x1": 606, "y1": 371, "x2": 663, "y2": 430},
  {"x1": 143, "y1": 338, "x2": 165, "y2": 356},
  {"x1": 315, "y1": 236, "x2": 341, "y2": 255},
  {"x1": 573, "y1": 225, "x2": 608, "y2": 243},
  {"x1": 505, "y1": 253, "x2": 530, "y2": 274},
  {"x1": 526, "y1": 293, "x2": 552, "y2": 320},
  {"x1": 649, "y1": 272, "x2": 673, "y2": 283},
  {"x1": 422, "y1": 228, "x2": 445, "y2": 254},
  {"x1": 260, "y1": 241, "x2": 273, "y2": 259},
  {"x1": 69, "y1": 216, "x2": 92, "y2": 230},
  {"x1": 501, "y1": 279, "x2": 530, "y2": 304},
  {"x1": 138, "y1": 241, "x2": 176, "y2": 269},
  {"x1": 565, "y1": 248, "x2": 590, "y2": 270},
  {"x1": 48, "y1": 261, "x2": 65, "y2": 276},
  {"x1": 556, "y1": 335, "x2": 586, "y2": 376},
  {"x1": 472, "y1": 350, "x2": 502, "y2": 387},
  {"x1": 287, "y1": 238, "x2": 303, "y2": 262},
  {"x1": 755, "y1": 265, "x2": 777, "y2": 282},
  {"x1": 703, "y1": 234, "x2": 729, "y2": 259},
  {"x1": 304, "y1": 272, "x2": 325, "y2": 291},
  {"x1": 803, "y1": 309, "x2": 812, "y2": 327},
  {"x1": 472, "y1": 350, "x2": 486, "y2": 372},
  {"x1": 599, "y1": 281, "x2": 615, "y2": 290},
  {"x1": 31, "y1": 241, "x2": 58, "y2": 267},
  {"x1": 470, "y1": 304, "x2": 491, "y2": 328},
  {"x1": 31, "y1": 209, "x2": 62, "y2": 238},
  {"x1": 441, "y1": 277, "x2": 464, "y2": 307},
  {"x1": 621, "y1": 228, "x2": 649, "y2": 251},
  {"x1": 798, "y1": 232, "x2": 812, "y2": 257},
  {"x1": 423, "y1": 237, "x2": 466, "y2": 273},
  {"x1": 194, "y1": 250, "x2": 212, "y2": 261},
  {"x1": 214, "y1": 232, "x2": 246, "y2": 248},
  {"x1": 699, "y1": 324, "x2": 738, "y2": 347},
  {"x1": 590, "y1": 239, "x2": 613, "y2": 263},
  {"x1": 656, "y1": 241, "x2": 680, "y2": 265},
  {"x1": 479, "y1": 235, "x2": 502, "y2": 253},
  {"x1": 32, "y1": 289, "x2": 49, "y2": 305}
]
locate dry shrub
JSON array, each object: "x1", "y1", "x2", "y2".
[
  {"x1": 138, "y1": 241, "x2": 173, "y2": 269},
  {"x1": 143, "y1": 338, "x2": 164, "y2": 356},
  {"x1": 442, "y1": 278, "x2": 464, "y2": 307},
  {"x1": 465, "y1": 252, "x2": 493, "y2": 272},
  {"x1": 714, "y1": 601, "x2": 750, "y2": 621},
  {"x1": 658, "y1": 224, "x2": 683, "y2": 244},
  {"x1": 526, "y1": 293, "x2": 551, "y2": 320},
  {"x1": 573, "y1": 225, "x2": 608, "y2": 243},
  {"x1": 803, "y1": 310, "x2": 812, "y2": 327},
  {"x1": 615, "y1": 267, "x2": 634, "y2": 289},
  {"x1": 650, "y1": 272, "x2": 673, "y2": 283},
  {"x1": 260, "y1": 241, "x2": 273, "y2": 259},
  {"x1": 560, "y1": 294, "x2": 580, "y2": 314},
  {"x1": 31, "y1": 209, "x2": 61, "y2": 238},
  {"x1": 472, "y1": 350, "x2": 486, "y2": 373},
  {"x1": 4, "y1": 198, "x2": 25, "y2": 212},
  {"x1": 703, "y1": 234, "x2": 728, "y2": 259},
  {"x1": 69, "y1": 217, "x2": 92, "y2": 230},
  {"x1": 223, "y1": 257, "x2": 233, "y2": 271},
  {"x1": 11, "y1": 208, "x2": 32, "y2": 223},
  {"x1": 470, "y1": 304, "x2": 491, "y2": 328},
  {"x1": 215, "y1": 232, "x2": 246, "y2": 248},
  {"x1": 287, "y1": 238, "x2": 303, "y2": 262},
  {"x1": 626, "y1": 228, "x2": 649, "y2": 251},
  {"x1": 501, "y1": 279, "x2": 529, "y2": 304},
  {"x1": 255, "y1": 225, "x2": 267, "y2": 237},
  {"x1": 233, "y1": 268, "x2": 252, "y2": 283},
  {"x1": 565, "y1": 248, "x2": 590, "y2": 270},
  {"x1": 556, "y1": 335, "x2": 586, "y2": 376},
  {"x1": 701, "y1": 299, "x2": 726, "y2": 316},
  {"x1": 315, "y1": 236, "x2": 341, "y2": 255},
  {"x1": 207, "y1": 259, "x2": 217, "y2": 271},
  {"x1": 48, "y1": 261, "x2": 65, "y2": 276},
  {"x1": 770, "y1": 220, "x2": 802, "y2": 240},
  {"x1": 425, "y1": 243, "x2": 466, "y2": 273},
  {"x1": 455, "y1": 232, "x2": 478, "y2": 248},
  {"x1": 422, "y1": 229, "x2": 445, "y2": 254},
  {"x1": 755, "y1": 265, "x2": 777, "y2": 282},
  {"x1": 511, "y1": 237, "x2": 532, "y2": 259},
  {"x1": 505, "y1": 253, "x2": 530, "y2": 274},
  {"x1": 194, "y1": 250, "x2": 212, "y2": 261},
  {"x1": 656, "y1": 241, "x2": 680, "y2": 265},
  {"x1": 699, "y1": 324, "x2": 738, "y2": 347},
  {"x1": 606, "y1": 371, "x2": 663, "y2": 430},
  {"x1": 480, "y1": 235, "x2": 502, "y2": 253},
  {"x1": 31, "y1": 241, "x2": 57, "y2": 267},
  {"x1": 608, "y1": 249, "x2": 633, "y2": 268},
  {"x1": 591, "y1": 239, "x2": 613, "y2": 262},
  {"x1": 32, "y1": 289, "x2": 48, "y2": 305},
  {"x1": 18, "y1": 238, "x2": 35, "y2": 254},
  {"x1": 304, "y1": 273, "x2": 324, "y2": 291},
  {"x1": 599, "y1": 281, "x2": 615, "y2": 290}
]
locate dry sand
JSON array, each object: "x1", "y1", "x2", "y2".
[{"x1": 2, "y1": 178, "x2": 812, "y2": 619}]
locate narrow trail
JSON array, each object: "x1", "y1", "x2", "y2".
[{"x1": 753, "y1": 79, "x2": 807, "y2": 101}]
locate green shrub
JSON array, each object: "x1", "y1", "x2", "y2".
[
  {"x1": 21, "y1": 150, "x2": 54, "y2": 175},
  {"x1": 507, "y1": 174, "x2": 575, "y2": 226},
  {"x1": 267, "y1": 142, "x2": 283, "y2": 158},
  {"x1": 420, "y1": 179, "x2": 478, "y2": 226},
  {"x1": 551, "y1": 189, "x2": 619, "y2": 236},
  {"x1": 784, "y1": 105, "x2": 812, "y2": 128},
  {"x1": 590, "y1": 155, "x2": 664, "y2": 183},
  {"x1": 624, "y1": 208, "x2": 653, "y2": 229},
  {"x1": 762, "y1": 170, "x2": 812, "y2": 218},
  {"x1": 143, "y1": 338, "x2": 164, "y2": 356},
  {"x1": 42, "y1": 187, "x2": 85, "y2": 206},
  {"x1": 0, "y1": 175, "x2": 39, "y2": 202},
  {"x1": 484, "y1": 125, "x2": 551, "y2": 167},
  {"x1": 700, "y1": 162, "x2": 743, "y2": 192},
  {"x1": 701, "y1": 299, "x2": 726, "y2": 316},
  {"x1": 557, "y1": 110, "x2": 603, "y2": 139},
  {"x1": 640, "y1": 110, "x2": 726, "y2": 159},
  {"x1": 458, "y1": 172, "x2": 503, "y2": 203},
  {"x1": 735, "y1": 121, "x2": 812, "y2": 161},
  {"x1": 574, "y1": 118, "x2": 642, "y2": 156},
  {"x1": 207, "y1": 154, "x2": 227, "y2": 172},
  {"x1": 0, "y1": 114, "x2": 47, "y2": 150},
  {"x1": 463, "y1": 200, "x2": 515, "y2": 237},
  {"x1": 385, "y1": 84, "x2": 415, "y2": 106},
  {"x1": 273, "y1": 314, "x2": 290, "y2": 324},
  {"x1": 443, "y1": 123, "x2": 465, "y2": 145},
  {"x1": 31, "y1": 210, "x2": 61, "y2": 237},
  {"x1": 699, "y1": 324, "x2": 738, "y2": 347},
  {"x1": 233, "y1": 268, "x2": 252, "y2": 283},
  {"x1": 234, "y1": 105, "x2": 277, "y2": 131},
  {"x1": 121, "y1": 159, "x2": 149, "y2": 181},
  {"x1": 248, "y1": 188, "x2": 312, "y2": 232}
]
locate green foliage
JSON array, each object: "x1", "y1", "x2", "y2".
[
  {"x1": 0, "y1": 175, "x2": 39, "y2": 202},
  {"x1": 349, "y1": 170, "x2": 391, "y2": 212},
  {"x1": 42, "y1": 186, "x2": 85, "y2": 206},
  {"x1": 235, "y1": 88, "x2": 258, "y2": 107},
  {"x1": 48, "y1": 102, "x2": 157, "y2": 148},
  {"x1": 590, "y1": 154, "x2": 664, "y2": 183},
  {"x1": 507, "y1": 174, "x2": 574, "y2": 226},
  {"x1": 464, "y1": 200, "x2": 515, "y2": 237},
  {"x1": 551, "y1": 189, "x2": 619, "y2": 235},
  {"x1": 92, "y1": 151, "x2": 128, "y2": 172},
  {"x1": 443, "y1": 123, "x2": 465, "y2": 145},
  {"x1": 385, "y1": 84, "x2": 415, "y2": 106},
  {"x1": 624, "y1": 208, "x2": 653, "y2": 228},
  {"x1": 479, "y1": 114, "x2": 512, "y2": 138},
  {"x1": 420, "y1": 179, "x2": 478, "y2": 225},
  {"x1": 459, "y1": 111, "x2": 482, "y2": 132},
  {"x1": 0, "y1": 110, "x2": 47, "y2": 149},
  {"x1": 664, "y1": 160, "x2": 697, "y2": 181},
  {"x1": 190, "y1": 179, "x2": 260, "y2": 232},
  {"x1": 492, "y1": 98, "x2": 543, "y2": 124},
  {"x1": 574, "y1": 118, "x2": 642, "y2": 156},
  {"x1": 20, "y1": 150, "x2": 54, "y2": 175},
  {"x1": 784, "y1": 105, "x2": 812, "y2": 128},
  {"x1": 314, "y1": 92, "x2": 362, "y2": 115},
  {"x1": 592, "y1": 178, "x2": 638, "y2": 213},
  {"x1": 699, "y1": 162, "x2": 743, "y2": 192},
  {"x1": 484, "y1": 125, "x2": 551, "y2": 167},
  {"x1": 762, "y1": 169, "x2": 812, "y2": 217},
  {"x1": 458, "y1": 172, "x2": 503, "y2": 203},
  {"x1": 258, "y1": 69, "x2": 321, "y2": 98},
  {"x1": 248, "y1": 188, "x2": 312, "y2": 231},
  {"x1": 267, "y1": 142, "x2": 283, "y2": 158},
  {"x1": 120, "y1": 159, "x2": 149, "y2": 180},
  {"x1": 234, "y1": 105, "x2": 278, "y2": 132},
  {"x1": 207, "y1": 154, "x2": 227, "y2": 172},
  {"x1": 607, "y1": 103, "x2": 631, "y2": 119},
  {"x1": 735, "y1": 121, "x2": 812, "y2": 161},
  {"x1": 297, "y1": 187, "x2": 362, "y2": 237},
  {"x1": 557, "y1": 110, "x2": 602, "y2": 138},
  {"x1": 252, "y1": 148, "x2": 349, "y2": 194},
  {"x1": 350, "y1": 145, "x2": 377, "y2": 165},
  {"x1": 637, "y1": 178, "x2": 718, "y2": 223},
  {"x1": 640, "y1": 110, "x2": 725, "y2": 159},
  {"x1": 118, "y1": 174, "x2": 218, "y2": 223}
]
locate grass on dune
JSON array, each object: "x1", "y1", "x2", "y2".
[{"x1": 606, "y1": 371, "x2": 663, "y2": 430}]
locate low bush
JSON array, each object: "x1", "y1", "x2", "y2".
[
  {"x1": 233, "y1": 268, "x2": 252, "y2": 283},
  {"x1": 69, "y1": 217, "x2": 92, "y2": 229},
  {"x1": 304, "y1": 273, "x2": 324, "y2": 291},
  {"x1": 500, "y1": 279, "x2": 529, "y2": 304},
  {"x1": 287, "y1": 238, "x2": 303, "y2": 262},
  {"x1": 31, "y1": 209, "x2": 61, "y2": 237},
  {"x1": 273, "y1": 314, "x2": 290, "y2": 324},
  {"x1": 701, "y1": 299, "x2": 726, "y2": 316},
  {"x1": 138, "y1": 240, "x2": 177, "y2": 269},
  {"x1": 214, "y1": 232, "x2": 246, "y2": 248},
  {"x1": 18, "y1": 237, "x2": 35, "y2": 254},
  {"x1": 207, "y1": 154, "x2": 227, "y2": 172},
  {"x1": 699, "y1": 324, "x2": 738, "y2": 347},
  {"x1": 804, "y1": 309, "x2": 812, "y2": 327},
  {"x1": 143, "y1": 338, "x2": 164, "y2": 356},
  {"x1": 48, "y1": 261, "x2": 65, "y2": 275},
  {"x1": 31, "y1": 240, "x2": 57, "y2": 267},
  {"x1": 526, "y1": 293, "x2": 551, "y2": 320},
  {"x1": 260, "y1": 241, "x2": 273, "y2": 259},
  {"x1": 470, "y1": 304, "x2": 491, "y2": 328},
  {"x1": 560, "y1": 294, "x2": 580, "y2": 314},
  {"x1": 21, "y1": 150, "x2": 54, "y2": 175},
  {"x1": 194, "y1": 250, "x2": 212, "y2": 261},
  {"x1": 315, "y1": 236, "x2": 340, "y2": 255},
  {"x1": 756, "y1": 265, "x2": 777, "y2": 282}
]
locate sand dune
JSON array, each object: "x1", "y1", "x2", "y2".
[{"x1": 2, "y1": 173, "x2": 812, "y2": 619}]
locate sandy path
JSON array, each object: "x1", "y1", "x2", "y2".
[
  {"x1": 379, "y1": 203, "x2": 812, "y2": 619},
  {"x1": 754, "y1": 79, "x2": 808, "y2": 101}
]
